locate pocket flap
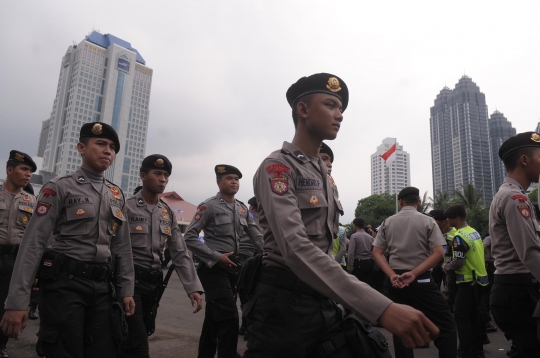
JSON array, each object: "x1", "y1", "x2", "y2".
[
  {"x1": 0, "y1": 202, "x2": 6, "y2": 210},
  {"x1": 66, "y1": 205, "x2": 96, "y2": 221},
  {"x1": 19, "y1": 204, "x2": 34, "y2": 214},
  {"x1": 239, "y1": 217, "x2": 247, "y2": 226},
  {"x1": 111, "y1": 206, "x2": 127, "y2": 222},
  {"x1": 298, "y1": 192, "x2": 328, "y2": 209},
  {"x1": 215, "y1": 213, "x2": 232, "y2": 225}
]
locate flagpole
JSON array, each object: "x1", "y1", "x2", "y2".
[{"x1": 394, "y1": 138, "x2": 398, "y2": 214}]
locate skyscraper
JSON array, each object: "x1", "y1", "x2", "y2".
[
  {"x1": 371, "y1": 138, "x2": 410, "y2": 195},
  {"x1": 489, "y1": 111, "x2": 516, "y2": 191},
  {"x1": 430, "y1": 76, "x2": 494, "y2": 204},
  {"x1": 39, "y1": 31, "x2": 152, "y2": 194}
]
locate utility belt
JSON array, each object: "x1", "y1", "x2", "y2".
[
  {"x1": 353, "y1": 258, "x2": 373, "y2": 268},
  {"x1": 494, "y1": 273, "x2": 538, "y2": 286},
  {"x1": 134, "y1": 265, "x2": 163, "y2": 284},
  {"x1": 0, "y1": 244, "x2": 19, "y2": 255},
  {"x1": 259, "y1": 265, "x2": 325, "y2": 300},
  {"x1": 38, "y1": 249, "x2": 110, "y2": 282}
]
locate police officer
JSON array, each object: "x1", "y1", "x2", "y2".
[
  {"x1": 348, "y1": 217, "x2": 374, "y2": 285},
  {"x1": 443, "y1": 204, "x2": 488, "y2": 358},
  {"x1": 247, "y1": 74, "x2": 439, "y2": 357},
  {"x1": 0, "y1": 151, "x2": 37, "y2": 357},
  {"x1": 184, "y1": 165, "x2": 263, "y2": 358},
  {"x1": 373, "y1": 186, "x2": 457, "y2": 358},
  {"x1": 489, "y1": 132, "x2": 540, "y2": 357},
  {"x1": 124, "y1": 154, "x2": 204, "y2": 357},
  {"x1": 1, "y1": 122, "x2": 135, "y2": 357}
]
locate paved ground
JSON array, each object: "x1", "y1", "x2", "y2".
[{"x1": 9, "y1": 274, "x2": 513, "y2": 357}]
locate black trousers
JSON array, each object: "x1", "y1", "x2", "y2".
[
  {"x1": 387, "y1": 274, "x2": 457, "y2": 358},
  {"x1": 491, "y1": 280, "x2": 540, "y2": 358},
  {"x1": 431, "y1": 261, "x2": 445, "y2": 291},
  {"x1": 351, "y1": 259, "x2": 374, "y2": 286},
  {"x1": 39, "y1": 269, "x2": 117, "y2": 358},
  {"x1": 453, "y1": 283, "x2": 486, "y2": 358},
  {"x1": 0, "y1": 253, "x2": 16, "y2": 348},
  {"x1": 197, "y1": 264, "x2": 239, "y2": 358},
  {"x1": 124, "y1": 278, "x2": 160, "y2": 358}
]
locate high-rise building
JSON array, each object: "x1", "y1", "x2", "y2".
[
  {"x1": 489, "y1": 111, "x2": 516, "y2": 191},
  {"x1": 430, "y1": 76, "x2": 494, "y2": 204},
  {"x1": 39, "y1": 31, "x2": 152, "y2": 194},
  {"x1": 371, "y1": 138, "x2": 410, "y2": 195},
  {"x1": 37, "y1": 119, "x2": 51, "y2": 157}
]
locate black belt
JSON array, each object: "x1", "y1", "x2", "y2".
[
  {"x1": 393, "y1": 270, "x2": 432, "y2": 281},
  {"x1": 259, "y1": 266, "x2": 325, "y2": 299},
  {"x1": 0, "y1": 244, "x2": 19, "y2": 255},
  {"x1": 134, "y1": 265, "x2": 162, "y2": 284},
  {"x1": 60, "y1": 256, "x2": 110, "y2": 281},
  {"x1": 494, "y1": 273, "x2": 538, "y2": 286}
]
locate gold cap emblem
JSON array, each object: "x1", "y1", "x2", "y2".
[
  {"x1": 76, "y1": 209, "x2": 86, "y2": 216},
  {"x1": 326, "y1": 77, "x2": 341, "y2": 93},
  {"x1": 155, "y1": 158, "x2": 165, "y2": 168},
  {"x1": 92, "y1": 123, "x2": 103, "y2": 135},
  {"x1": 14, "y1": 153, "x2": 24, "y2": 162},
  {"x1": 135, "y1": 225, "x2": 143, "y2": 231},
  {"x1": 532, "y1": 133, "x2": 540, "y2": 143},
  {"x1": 217, "y1": 166, "x2": 226, "y2": 174}
]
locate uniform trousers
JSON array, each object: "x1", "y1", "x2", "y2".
[
  {"x1": 387, "y1": 273, "x2": 457, "y2": 358},
  {"x1": 39, "y1": 269, "x2": 117, "y2": 358},
  {"x1": 124, "y1": 278, "x2": 160, "y2": 358},
  {"x1": 197, "y1": 263, "x2": 239, "y2": 358},
  {"x1": 351, "y1": 259, "x2": 374, "y2": 286},
  {"x1": 490, "y1": 275, "x2": 540, "y2": 358},
  {"x1": 0, "y1": 253, "x2": 16, "y2": 348},
  {"x1": 453, "y1": 283, "x2": 486, "y2": 358}
]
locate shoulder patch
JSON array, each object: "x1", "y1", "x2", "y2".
[
  {"x1": 42, "y1": 188, "x2": 57, "y2": 198},
  {"x1": 511, "y1": 195, "x2": 529, "y2": 203},
  {"x1": 265, "y1": 163, "x2": 291, "y2": 178},
  {"x1": 270, "y1": 177, "x2": 289, "y2": 195},
  {"x1": 518, "y1": 205, "x2": 531, "y2": 219},
  {"x1": 36, "y1": 201, "x2": 51, "y2": 216}
]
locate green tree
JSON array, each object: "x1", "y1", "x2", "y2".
[
  {"x1": 467, "y1": 206, "x2": 490, "y2": 237},
  {"x1": 529, "y1": 188, "x2": 538, "y2": 203},
  {"x1": 430, "y1": 190, "x2": 452, "y2": 210},
  {"x1": 417, "y1": 191, "x2": 432, "y2": 213},
  {"x1": 354, "y1": 193, "x2": 396, "y2": 228},
  {"x1": 454, "y1": 183, "x2": 483, "y2": 209}
]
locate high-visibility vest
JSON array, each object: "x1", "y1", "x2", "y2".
[{"x1": 454, "y1": 226, "x2": 488, "y2": 286}]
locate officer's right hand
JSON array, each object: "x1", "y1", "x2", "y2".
[
  {"x1": 217, "y1": 252, "x2": 237, "y2": 269},
  {"x1": 378, "y1": 303, "x2": 439, "y2": 349},
  {"x1": 0, "y1": 310, "x2": 28, "y2": 340}
]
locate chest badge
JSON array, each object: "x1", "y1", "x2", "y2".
[
  {"x1": 239, "y1": 207, "x2": 246, "y2": 215},
  {"x1": 518, "y1": 205, "x2": 531, "y2": 219},
  {"x1": 162, "y1": 215, "x2": 169, "y2": 220},
  {"x1": 135, "y1": 225, "x2": 143, "y2": 231},
  {"x1": 116, "y1": 209, "x2": 123, "y2": 219},
  {"x1": 22, "y1": 195, "x2": 31, "y2": 202},
  {"x1": 161, "y1": 207, "x2": 168, "y2": 215},
  {"x1": 270, "y1": 178, "x2": 289, "y2": 195},
  {"x1": 22, "y1": 215, "x2": 29, "y2": 223},
  {"x1": 110, "y1": 187, "x2": 122, "y2": 199},
  {"x1": 164, "y1": 227, "x2": 171, "y2": 235},
  {"x1": 76, "y1": 209, "x2": 86, "y2": 216},
  {"x1": 23, "y1": 207, "x2": 33, "y2": 213},
  {"x1": 112, "y1": 221, "x2": 118, "y2": 231},
  {"x1": 309, "y1": 195, "x2": 319, "y2": 206}
]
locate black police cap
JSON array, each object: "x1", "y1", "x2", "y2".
[
  {"x1": 429, "y1": 209, "x2": 446, "y2": 221},
  {"x1": 141, "y1": 154, "x2": 172, "y2": 175},
  {"x1": 7, "y1": 150, "x2": 37, "y2": 172},
  {"x1": 499, "y1": 132, "x2": 540, "y2": 160},
  {"x1": 286, "y1": 73, "x2": 349, "y2": 112},
  {"x1": 248, "y1": 196, "x2": 257, "y2": 207},
  {"x1": 319, "y1": 142, "x2": 334, "y2": 163},
  {"x1": 215, "y1": 164, "x2": 242, "y2": 179},
  {"x1": 444, "y1": 204, "x2": 466, "y2": 219},
  {"x1": 398, "y1": 186, "x2": 420, "y2": 200},
  {"x1": 79, "y1": 122, "x2": 120, "y2": 154}
]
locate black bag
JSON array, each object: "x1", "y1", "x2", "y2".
[{"x1": 236, "y1": 254, "x2": 263, "y2": 299}]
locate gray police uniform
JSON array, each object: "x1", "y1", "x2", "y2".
[
  {"x1": 5, "y1": 167, "x2": 135, "y2": 357},
  {"x1": 185, "y1": 192, "x2": 262, "y2": 358},
  {"x1": 124, "y1": 191, "x2": 203, "y2": 357},
  {"x1": 0, "y1": 185, "x2": 35, "y2": 347},
  {"x1": 347, "y1": 229, "x2": 374, "y2": 284},
  {"x1": 239, "y1": 212, "x2": 263, "y2": 259}
]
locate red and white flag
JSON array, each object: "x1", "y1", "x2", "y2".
[{"x1": 381, "y1": 141, "x2": 397, "y2": 167}]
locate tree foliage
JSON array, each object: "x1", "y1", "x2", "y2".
[
  {"x1": 354, "y1": 193, "x2": 397, "y2": 228},
  {"x1": 430, "y1": 190, "x2": 452, "y2": 210},
  {"x1": 454, "y1": 183, "x2": 483, "y2": 209},
  {"x1": 529, "y1": 188, "x2": 538, "y2": 203},
  {"x1": 417, "y1": 191, "x2": 431, "y2": 214}
]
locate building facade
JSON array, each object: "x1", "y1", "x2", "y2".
[
  {"x1": 371, "y1": 138, "x2": 410, "y2": 195},
  {"x1": 430, "y1": 76, "x2": 494, "y2": 204},
  {"x1": 489, "y1": 111, "x2": 516, "y2": 191},
  {"x1": 39, "y1": 31, "x2": 152, "y2": 194}
]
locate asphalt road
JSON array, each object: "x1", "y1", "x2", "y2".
[{"x1": 9, "y1": 274, "x2": 514, "y2": 357}]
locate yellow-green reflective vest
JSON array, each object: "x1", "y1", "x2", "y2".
[{"x1": 454, "y1": 226, "x2": 488, "y2": 286}]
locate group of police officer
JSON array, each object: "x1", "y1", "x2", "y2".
[{"x1": 0, "y1": 72, "x2": 538, "y2": 358}]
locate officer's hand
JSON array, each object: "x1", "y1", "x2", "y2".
[
  {"x1": 397, "y1": 272, "x2": 416, "y2": 288},
  {"x1": 390, "y1": 274, "x2": 401, "y2": 288},
  {"x1": 378, "y1": 303, "x2": 439, "y2": 349},
  {"x1": 189, "y1": 292, "x2": 203, "y2": 313},
  {"x1": 218, "y1": 252, "x2": 237, "y2": 269},
  {"x1": 122, "y1": 297, "x2": 135, "y2": 316},
  {"x1": 0, "y1": 310, "x2": 27, "y2": 340}
]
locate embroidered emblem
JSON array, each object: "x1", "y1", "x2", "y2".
[
  {"x1": 532, "y1": 133, "x2": 540, "y2": 142},
  {"x1": 42, "y1": 188, "x2": 57, "y2": 198},
  {"x1": 511, "y1": 195, "x2": 528, "y2": 203},
  {"x1": 163, "y1": 215, "x2": 169, "y2": 220},
  {"x1": 326, "y1": 77, "x2": 341, "y2": 92},
  {"x1": 518, "y1": 205, "x2": 531, "y2": 219},
  {"x1": 217, "y1": 166, "x2": 226, "y2": 173},
  {"x1": 309, "y1": 195, "x2": 319, "y2": 206},
  {"x1": 198, "y1": 205, "x2": 207, "y2": 212},
  {"x1": 22, "y1": 195, "x2": 31, "y2": 202},
  {"x1": 265, "y1": 163, "x2": 291, "y2": 177},
  {"x1": 76, "y1": 208, "x2": 86, "y2": 216},
  {"x1": 36, "y1": 202, "x2": 51, "y2": 216},
  {"x1": 22, "y1": 215, "x2": 29, "y2": 223},
  {"x1": 194, "y1": 212, "x2": 202, "y2": 221},
  {"x1": 239, "y1": 207, "x2": 246, "y2": 215},
  {"x1": 78, "y1": 176, "x2": 85, "y2": 182},
  {"x1": 164, "y1": 227, "x2": 171, "y2": 235},
  {"x1": 23, "y1": 207, "x2": 33, "y2": 213},
  {"x1": 155, "y1": 158, "x2": 165, "y2": 167},
  {"x1": 270, "y1": 178, "x2": 289, "y2": 195},
  {"x1": 14, "y1": 153, "x2": 25, "y2": 162},
  {"x1": 112, "y1": 221, "x2": 118, "y2": 231},
  {"x1": 161, "y1": 207, "x2": 168, "y2": 215},
  {"x1": 92, "y1": 123, "x2": 103, "y2": 135},
  {"x1": 116, "y1": 209, "x2": 123, "y2": 218},
  {"x1": 135, "y1": 225, "x2": 143, "y2": 231},
  {"x1": 138, "y1": 198, "x2": 144, "y2": 205},
  {"x1": 110, "y1": 187, "x2": 121, "y2": 199}
]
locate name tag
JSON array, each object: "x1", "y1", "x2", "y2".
[{"x1": 297, "y1": 177, "x2": 322, "y2": 190}]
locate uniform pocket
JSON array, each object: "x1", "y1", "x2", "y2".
[
  {"x1": 214, "y1": 214, "x2": 232, "y2": 235},
  {"x1": 129, "y1": 222, "x2": 149, "y2": 247},
  {"x1": 298, "y1": 192, "x2": 328, "y2": 236},
  {"x1": 61, "y1": 204, "x2": 96, "y2": 235},
  {"x1": 17, "y1": 204, "x2": 34, "y2": 226}
]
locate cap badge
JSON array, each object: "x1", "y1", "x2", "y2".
[
  {"x1": 75, "y1": 209, "x2": 86, "y2": 216},
  {"x1": 14, "y1": 153, "x2": 25, "y2": 162},
  {"x1": 155, "y1": 158, "x2": 165, "y2": 168},
  {"x1": 309, "y1": 195, "x2": 319, "y2": 206},
  {"x1": 217, "y1": 166, "x2": 226, "y2": 174},
  {"x1": 326, "y1": 77, "x2": 342, "y2": 93},
  {"x1": 92, "y1": 123, "x2": 103, "y2": 135},
  {"x1": 532, "y1": 133, "x2": 540, "y2": 143}
]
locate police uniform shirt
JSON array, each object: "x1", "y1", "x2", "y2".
[
  {"x1": 489, "y1": 177, "x2": 540, "y2": 279},
  {"x1": 254, "y1": 141, "x2": 391, "y2": 324},
  {"x1": 347, "y1": 230, "x2": 373, "y2": 271},
  {"x1": 0, "y1": 184, "x2": 36, "y2": 245},
  {"x1": 184, "y1": 192, "x2": 263, "y2": 268},
  {"x1": 126, "y1": 191, "x2": 203, "y2": 294},
  {"x1": 373, "y1": 206, "x2": 446, "y2": 271},
  {"x1": 238, "y1": 211, "x2": 263, "y2": 256},
  {"x1": 5, "y1": 167, "x2": 135, "y2": 310}
]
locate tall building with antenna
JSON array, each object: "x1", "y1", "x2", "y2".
[{"x1": 489, "y1": 111, "x2": 516, "y2": 191}]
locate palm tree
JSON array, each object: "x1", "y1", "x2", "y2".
[
  {"x1": 418, "y1": 191, "x2": 432, "y2": 213},
  {"x1": 454, "y1": 183, "x2": 483, "y2": 209},
  {"x1": 430, "y1": 190, "x2": 451, "y2": 210}
]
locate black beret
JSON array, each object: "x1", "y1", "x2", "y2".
[
  {"x1": 397, "y1": 186, "x2": 420, "y2": 200},
  {"x1": 429, "y1": 209, "x2": 446, "y2": 221},
  {"x1": 444, "y1": 204, "x2": 467, "y2": 219},
  {"x1": 499, "y1": 132, "x2": 540, "y2": 160},
  {"x1": 24, "y1": 183, "x2": 34, "y2": 195},
  {"x1": 286, "y1": 73, "x2": 349, "y2": 112},
  {"x1": 8, "y1": 150, "x2": 37, "y2": 172},
  {"x1": 79, "y1": 122, "x2": 120, "y2": 153},
  {"x1": 319, "y1": 142, "x2": 334, "y2": 163},
  {"x1": 133, "y1": 186, "x2": 142, "y2": 195},
  {"x1": 141, "y1": 154, "x2": 172, "y2": 175},
  {"x1": 353, "y1": 217, "x2": 365, "y2": 228},
  {"x1": 215, "y1": 164, "x2": 242, "y2": 179},
  {"x1": 248, "y1": 196, "x2": 257, "y2": 207}
]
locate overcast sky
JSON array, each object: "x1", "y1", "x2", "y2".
[{"x1": 1, "y1": 1, "x2": 539, "y2": 223}]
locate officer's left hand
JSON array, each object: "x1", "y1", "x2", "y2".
[
  {"x1": 122, "y1": 297, "x2": 135, "y2": 316},
  {"x1": 189, "y1": 292, "x2": 203, "y2": 313},
  {"x1": 397, "y1": 272, "x2": 416, "y2": 288}
]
